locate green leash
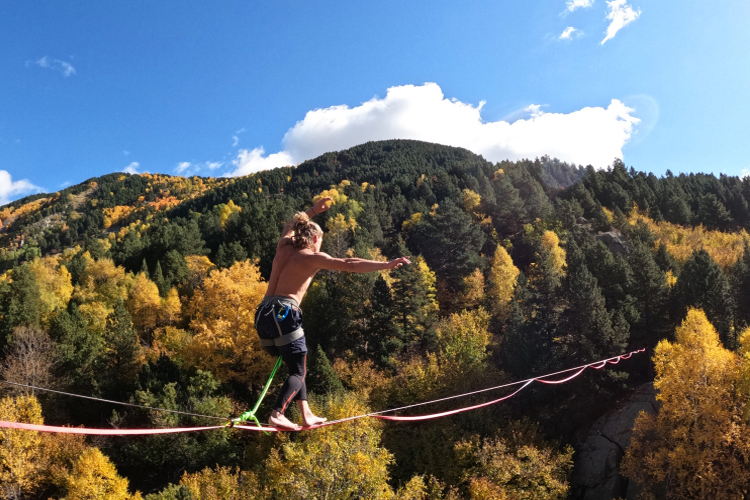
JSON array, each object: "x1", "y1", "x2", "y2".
[{"x1": 228, "y1": 357, "x2": 282, "y2": 431}]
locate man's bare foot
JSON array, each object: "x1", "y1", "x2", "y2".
[
  {"x1": 297, "y1": 400, "x2": 328, "y2": 427},
  {"x1": 269, "y1": 411, "x2": 301, "y2": 430}
]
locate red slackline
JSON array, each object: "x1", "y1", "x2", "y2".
[{"x1": 0, "y1": 349, "x2": 645, "y2": 435}]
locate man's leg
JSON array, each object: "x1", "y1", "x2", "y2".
[
  {"x1": 287, "y1": 354, "x2": 327, "y2": 426},
  {"x1": 269, "y1": 352, "x2": 306, "y2": 429}
]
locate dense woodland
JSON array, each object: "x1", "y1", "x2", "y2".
[{"x1": 1, "y1": 140, "x2": 750, "y2": 499}]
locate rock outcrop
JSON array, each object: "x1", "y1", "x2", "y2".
[
  {"x1": 573, "y1": 383, "x2": 658, "y2": 500},
  {"x1": 595, "y1": 231, "x2": 631, "y2": 256}
]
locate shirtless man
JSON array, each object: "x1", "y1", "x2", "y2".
[{"x1": 254, "y1": 197, "x2": 411, "y2": 430}]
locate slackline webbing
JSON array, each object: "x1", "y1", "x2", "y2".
[
  {"x1": 0, "y1": 379, "x2": 227, "y2": 421},
  {"x1": 0, "y1": 421, "x2": 224, "y2": 435},
  {"x1": 0, "y1": 349, "x2": 645, "y2": 435}
]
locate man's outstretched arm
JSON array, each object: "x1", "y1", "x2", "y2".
[{"x1": 309, "y1": 253, "x2": 411, "y2": 273}]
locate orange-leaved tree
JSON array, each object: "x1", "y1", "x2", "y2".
[
  {"x1": 622, "y1": 308, "x2": 750, "y2": 499},
  {"x1": 184, "y1": 259, "x2": 271, "y2": 384}
]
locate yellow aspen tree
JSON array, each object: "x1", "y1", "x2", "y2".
[
  {"x1": 185, "y1": 255, "x2": 215, "y2": 290},
  {"x1": 264, "y1": 393, "x2": 394, "y2": 499},
  {"x1": 456, "y1": 433, "x2": 573, "y2": 500},
  {"x1": 180, "y1": 466, "x2": 260, "y2": 500},
  {"x1": 540, "y1": 231, "x2": 566, "y2": 277},
  {"x1": 434, "y1": 307, "x2": 492, "y2": 370},
  {"x1": 184, "y1": 260, "x2": 271, "y2": 384},
  {"x1": 126, "y1": 272, "x2": 162, "y2": 338},
  {"x1": 461, "y1": 268, "x2": 486, "y2": 310},
  {"x1": 74, "y1": 253, "x2": 132, "y2": 308},
  {"x1": 487, "y1": 245, "x2": 520, "y2": 321},
  {"x1": 219, "y1": 200, "x2": 242, "y2": 228},
  {"x1": 0, "y1": 394, "x2": 44, "y2": 498},
  {"x1": 622, "y1": 308, "x2": 750, "y2": 499},
  {"x1": 41, "y1": 432, "x2": 88, "y2": 491},
  {"x1": 325, "y1": 213, "x2": 358, "y2": 258},
  {"x1": 63, "y1": 447, "x2": 142, "y2": 500},
  {"x1": 27, "y1": 256, "x2": 73, "y2": 326},
  {"x1": 737, "y1": 327, "x2": 750, "y2": 418},
  {"x1": 159, "y1": 287, "x2": 182, "y2": 326}
]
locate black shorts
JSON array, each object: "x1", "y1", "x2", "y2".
[{"x1": 255, "y1": 296, "x2": 307, "y2": 356}]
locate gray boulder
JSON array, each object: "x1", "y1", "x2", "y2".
[
  {"x1": 573, "y1": 383, "x2": 658, "y2": 500},
  {"x1": 595, "y1": 231, "x2": 631, "y2": 256}
]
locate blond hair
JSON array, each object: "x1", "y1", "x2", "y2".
[{"x1": 291, "y1": 212, "x2": 323, "y2": 249}]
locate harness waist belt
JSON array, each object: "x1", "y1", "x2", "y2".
[{"x1": 259, "y1": 327, "x2": 304, "y2": 347}]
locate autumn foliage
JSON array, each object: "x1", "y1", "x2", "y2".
[{"x1": 622, "y1": 309, "x2": 750, "y2": 499}]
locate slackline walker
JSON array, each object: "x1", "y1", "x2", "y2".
[{"x1": 0, "y1": 349, "x2": 645, "y2": 435}]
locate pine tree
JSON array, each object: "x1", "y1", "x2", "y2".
[
  {"x1": 490, "y1": 171, "x2": 526, "y2": 235},
  {"x1": 410, "y1": 198, "x2": 485, "y2": 295},
  {"x1": 731, "y1": 243, "x2": 750, "y2": 330},
  {"x1": 103, "y1": 300, "x2": 141, "y2": 397},
  {"x1": 390, "y1": 242, "x2": 439, "y2": 349},
  {"x1": 0, "y1": 264, "x2": 41, "y2": 344},
  {"x1": 306, "y1": 345, "x2": 344, "y2": 395},
  {"x1": 628, "y1": 241, "x2": 670, "y2": 351},
  {"x1": 50, "y1": 303, "x2": 104, "y2": 394},
  {"x1": 560, "y1": 264, "x2": 628, "y2": 364},
  {"x1": 152, "y1": 261, "x2": 167, "y2": 297},
  {"x1": 654, "y1": 242, "x2": 679, "y2": 275},
  {"x1": 367, "y1": 275, "x2": 402, "y2": 366},
  {"x1": 673, "y1": 249, "x2": 735, "y2": 348}
]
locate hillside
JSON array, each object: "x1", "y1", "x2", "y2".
[{"x1": 2, "y1": 140, "x2": 750, "y2": 499}]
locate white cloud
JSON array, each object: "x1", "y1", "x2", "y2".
[
  {"x1": 0, "y1": 170, "x2": 43, "y2": 205},
  {"x1": 173, "y1": 161, "x2": 223, "y2": 176},
  {"x1": 175, "y1": 162, "x2": 192, "y2": 174},
  {"x1": 123, "y1": 162, "x2": 141, "y2": 174},
  {"x1": 601, "y1": 0, "x2": 641, "y2": 44},
  {"x1": 232, "y1": 128, "x2": 247, "y2": 147},
  {"x1": 26, "y1": 56, "x2": 76, "y2": 77},
  {"x1": 228, "y1": 147, "x2": 294, "y2": 177},
  {"x1": 225, "y1": 83, "x2": 639, "y2": 175},
  {"x1": 742, "y1": 168, "x2": 750, "y2": 179},
  {"x1": 560, "y1": 27, "x2": 578, "y2": 40},
  {"x1": 567, "y1": 0, "x2": 594, "y2": 12}
]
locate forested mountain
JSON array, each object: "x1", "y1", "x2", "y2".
[{"x1": 2, "y1": 139, "x2": 750, "y2": 499}]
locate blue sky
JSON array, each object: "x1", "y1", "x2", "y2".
[{"x1": 1, "y1": 0, "x2": 748, "y2": 203}]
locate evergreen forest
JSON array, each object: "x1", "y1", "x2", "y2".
[{"x1": 2, "y1": 139, "x2": 750, "y2": 499}]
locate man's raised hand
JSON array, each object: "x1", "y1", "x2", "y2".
[
  {"x1": 387, "y1": 257, "x2": 411, "y2": 269},
  {"x1": 312, "y1": 197, "x2": 334, "y2": 215}
]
